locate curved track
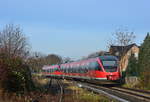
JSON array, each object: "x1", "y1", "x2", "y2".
[
  {"x1": 56, "y1": 79, "x2": 64, "y2": 102},
  {"x1": 76, "y1": 81, "x2": 150, "y2": 102},
  {"x1": 32, "y1": 79, "x2": 64, "y2": 102}
]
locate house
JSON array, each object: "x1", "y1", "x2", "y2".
[{"x1": 109, "y1": 43, "x2": 139, "y2": 71}]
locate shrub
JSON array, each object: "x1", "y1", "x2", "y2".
[{"x1": 0, "y1": 53, "x2": 35, "y2": 95}]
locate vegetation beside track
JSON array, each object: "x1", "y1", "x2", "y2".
[
  {"x1": 67, "y1": 85, "x2": 117, "y2": 102},
  {"x1": 32, "y1": 77, "x2": 117, "y2": 102}
]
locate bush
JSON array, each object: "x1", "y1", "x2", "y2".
[
  {"x1": 126, "y1": 54, "x2": 139, "y2": 76},
  {"x1": 0, "y1": 53, "x2": 35, "y2": 94}
]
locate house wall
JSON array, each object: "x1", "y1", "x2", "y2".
[{"x1": 120, "y1": 46, "x2": 139, "y2": 71}]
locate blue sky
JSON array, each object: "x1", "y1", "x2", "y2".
[{"x1": 0, "y1": 0, "x2": 149, "y2": 59}]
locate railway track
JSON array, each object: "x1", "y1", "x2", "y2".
[
  {"x1": 76, "y1": 81, "x2": 150, "y2": 102},
  {"x1": 110, "y1": 87, "x2": 150, "y2": 100},
  {"x1": 32, "y1": 79, "x2": 64, "y2": 102},
  {"x1": 56, "y1": 79, "x2": 64, "y2": 102}
]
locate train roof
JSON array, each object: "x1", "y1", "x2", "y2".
[
  {"x1": 60, "y1": 56, "x2": 118, "y2": 67},
  {"x1": 42, "y1": 56, "x2": 118, "y2": 68},
  {"x1": 61, "y1": 57, "x2": 97, "y2": 66},
  {"x1": 99, "y1": 56, "x2": 118, "y2": 61},
  {"x1": 42, "y1": 65, "x2": 59, "y2": 70}
]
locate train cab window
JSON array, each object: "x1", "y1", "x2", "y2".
[{"x1": 102, "y1": 60, "x2": 118, "y2": 72}]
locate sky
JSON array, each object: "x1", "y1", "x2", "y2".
[{"x1": 0, "y1": 0, "x2": 149, "y2": 59}]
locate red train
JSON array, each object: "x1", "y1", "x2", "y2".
[{"x1": 42, "y1": 56, "x2": 122, "y2": 84}]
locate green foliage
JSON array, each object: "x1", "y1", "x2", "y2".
[
  {"x1": 138, "y1": 32, "x2": 150, "y2": 89},
  {"x1": 126, "y1": 54, "x2": 139, "y2": 76}
]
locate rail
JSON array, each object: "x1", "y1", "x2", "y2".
[
  {"x1": 76, "y1": 81, "x2": 150, "y2": 102},
  {"x1": 56, "y1": 79, "x2": 64, "y2": 102}
]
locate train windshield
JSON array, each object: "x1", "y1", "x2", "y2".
[
  {"x1": 102, "y1": 61, "x2": 117, "y2": 66},
  {"x1": 102, "y1": 60, "x2": 118, "y2": 72}
]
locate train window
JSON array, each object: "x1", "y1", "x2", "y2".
[
  {"x1": 62, "y1": 66, "x2": 65, "y2": 72},
  {"x1": 55, "y1": 67, "x2": 58, "y2": 71},
  {"x1": 83, "y1": 65, "x2": 87, "y2": 73},
  {"x1": 71, "y1": 65, "x2": 73, "y2": 73},
  {"x1": 70, "y1": 67, "x2": 72, "y2": 73},
  {"x1": 70, "y1": 67, "x2": 73, "y2": 73},
  {"x1": 74, "y1": 65, "x2": 77, "y2": 73},
  {"x1": 77, "y1": 66, "x2": 80, "y2": 73},
  {"x1": 68, "y1": 67, "x2": 71, "y2": 73},
  {"x1": 80, "y1": 65, "x2": 84, "y2": 73},
  {"x1": 67, "y1": 67, "x2": 69, "y2": 73},
  {"x1": 77, "y1": 66, "x2": 81, "y2": 73},
  {"x1": 61, "y1": 66, "x2": 64, "y2": 72},
  {"x1": 80, "y1": 63, "x2": 86, "y2": 73},
  {"x1": 73, "y1": 67, "x2": 75, "y2": 73}
]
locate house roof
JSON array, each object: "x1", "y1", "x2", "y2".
[{"x1": 109, "y1": 43, "x2": 139, "y2": 56}]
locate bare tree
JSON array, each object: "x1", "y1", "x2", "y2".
[
  {"x1": 87, "y1": 51, "x2": 109, "y2": 59},
  {"x1": 108, "y1": 28, "x2": 136, "y2": 48},
  {"x1": 0, "y1": 24, "x2": 29, "y2": 58},
  {"x1": 27, "y1": 52, "x2": 63, "y2": 72},
  {"x1": 108, "y1": 28, "x2": 136, "y2": 74},
  {"x1": 62, "y1": 57, "x2": 73, "y2": 63}
]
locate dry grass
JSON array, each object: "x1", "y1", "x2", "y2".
[
  {"x1": 66, "y1": 83, "x2": 117, "y2": 102},
  {"x1": 0, "y1": 78, "x2": 117, "y2": 102}
]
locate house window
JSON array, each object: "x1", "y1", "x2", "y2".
[
  {"x1": 134, "y1": 53, "x2": 138, "y2": 58},
  {"x1": 115, "y1": 52, "x2": 119, "y2": 56}
]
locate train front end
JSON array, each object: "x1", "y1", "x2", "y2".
[{"x1": 96, "y1": 56, "x2": 121, "y2": 83}]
